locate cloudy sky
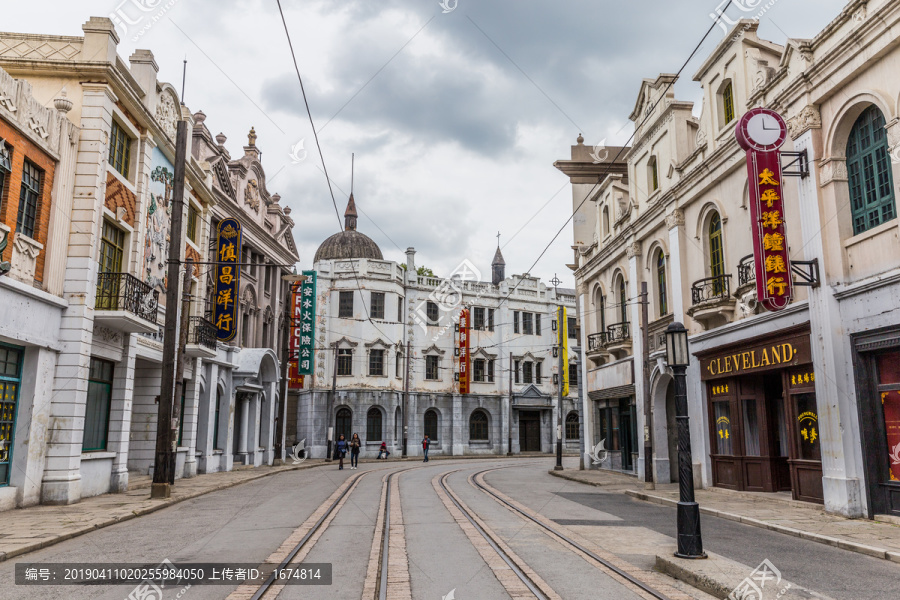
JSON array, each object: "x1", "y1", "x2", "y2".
[{"x1": 5, "y1": 0, "x2": 848, "y2": 286}]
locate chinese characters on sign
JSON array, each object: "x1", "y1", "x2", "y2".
[
  {"x1": 735, "y1": 108, "x2": 792, "y2": 312},
  {"x1": 290, "y1": 271, "x2": 317, "y2": 377},
  {"x1": 213, "y1": 219, "x2": 242, "y2": 341},
  {"x1": 558, "y1": 307, "x2": 569, "y2": 396},
  {"x1": 458, "y1": 308, "x2": 470, "y2": 394}
]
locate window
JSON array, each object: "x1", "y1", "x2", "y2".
[
  {"x1": 108, "y1": 120, "x2": 132, "y2": 178},
  {"x1": 648, "y1": 156, "x2": 659, "y2": 192},
  {"x1": 335, "y1": 407, "x2": 352, "y2": 442},
  {"x1": 618, "y1": 279, "x2": 627, "y2": 323},
  {"x1": 708, "y1": 213, "x2": 725, "y2": 295},
  {"x1": 264, "y1": 260, "x2": 272, "y2": 294},
  {"x1": 657, "y1": 251, "x2": 668, "y2": 316},
  {"x1": 426, "y1": 301, "x2": 439, "y2": 324},
  {"x1": 186, "y1": 203, "x2": 199, "y2": 243},
  {"x1": 535, "y1": 361, "x2": 542, "y2": 385},
  {"x1": 177, "y1": 383, "x2": 186, "y2": 446},
  {"x1": 0, "y1": 343, "x2": 23, "y2": 486},
  {"x1": 16, "y1": 160, "x2": 42, "y2": 239},
  {"x1": 469, "y1": 410, "x2": 488, "y2": 441},
  {"x1": 339, "y1": 291, "x2": 354, "y2": 318},
  {"x1": 370, "y1": 292, "x2": 385, "y2": 320},
  {"x1": 513, "y1": 311, "x2": 520, "y2": 334},
  {"x1": 514, "y1": 360, "x2": 520, "y2": 384},
  {"x1": 487, "y1": 359, "x2": 495, "y2": 383},
  {"x1": 473, "y1": 307, "x2": 486, "y2": 330},
  {"x1": 568, "y1": 317, "x2": 577, "y2": 339},
  {"x1": 212, "y1": 388, "x2": 222, "y2": 450},
  {"x1": 596, "y1": 292, "x2": 606, "y2": 333},
  {"x1": 0, "y1": 140, "x2": 10, "y2": 214},
  {"x1": 396, "y1": 351, "x2": 403, "y2": 378},
  {"x1": 523, "y1": 361, "x2": 533, "y2": 384},
  {"x1": 369, "y1": 349, "x2": 385, "y2": 376},
  {"x1": 99, "y1": 220, "x2": 126, "y2": 274},
  {"x1": 261, "y1": 322, "x2": 270, "y2": 349},
  {"x1": 570, "y1": 363, "x2": 578, "y2": 387},
  {"x1": 566, "y1": 412, "x2": 580, "y2": 439},
  {"x1": 847, "y1": 105, "x2": 896, "y2": 235},
  {"x1": 337, "y1": 348, "x2": 353, "y2": 376},
  {"x1": 722, "y1": 81, "x2": 735, "y2": 125},
  {"x1": 83, "y1": 358, "x2": 114, "y2": 452},
  {"x1": 487, "y1": 308, "x2": 495, "y2": 332},
  {"x1": 426, "y1": 355, "x2": 440, "y2": 380},
  {"x1": 523, "y1": 312, "x2": 533, "y2": 335},
  {"x1": 602, "y1": 205, "x2": 610, "y2": 237},
  {"x1": 424, "y1": 409, "x2": 439, "y2": 441},
  {"x1": 473, "y1": 358, "x2": 486, "y2": 382},
  {"x1": 366, "y1": 407, "x2": 382, "y2": 441},
  {"x1": 535, "y1": 314, "x2": 542, "y2": 335},
  {"x1": 398, "y1": 296, "x2": 404, "y2": 322}
]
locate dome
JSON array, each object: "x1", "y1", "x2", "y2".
[{"x1": 313, "y1": 192, "x2": 384, "y2": 262}]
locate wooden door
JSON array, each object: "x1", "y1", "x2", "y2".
[
  {"x1": 708, "y1": 379, "x2": 740, "y2": 489},
  {"x1": 519, "y1": 412, "x2": 541, "y2": 452},
  {"x1": 786, "y1": 368, "x2": 824, "y2": 504}
]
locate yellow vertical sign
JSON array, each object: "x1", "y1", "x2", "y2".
[{"x1": 558, "y1": 307, "x2": 569, "y2": 396}]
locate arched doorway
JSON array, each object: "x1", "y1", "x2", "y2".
[{"x1": 335, "y1": 407, "x2": 352, "y2": 442}]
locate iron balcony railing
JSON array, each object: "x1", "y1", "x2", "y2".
[
  {"x1": 587, "y1": 332, "x2": 604, "y2": 353},
  {"x1": 691, "y1": 274, "x2": 732, "y2": 305},
  {"x1": 95, "y1": 272, "x2": 159, "y2": 323},
  {"x1": 603, "y1": 321, "x2": 631, "y2": 345},
  {"x1": 737, "y1": 255, "x2": 755, "y2": 287},
  {"x1": 189, "y1": 316, "x2": 217, "y2": 350}
]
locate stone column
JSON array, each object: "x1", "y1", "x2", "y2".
[
  {"x1": 626, "y1": 241, "x2": 645, "y2": 479},
  {"x1": 181, "y1": 358, "x2": 201, "y2": 478},
  {"x1": 196, "y1": 362, "x2": 218, "y2": 473},
  {"x1": 451, "y1": 393, "x2": 462, "y2": 456},
  {"x1": 108, "y1": 332, "x2": 137, "y2": 492},
  {"x1": 41, "y1": 82, "x2": 117, "y2": 505},
  {"x1": 577, "y1": 283, "x2": 594, "y2": 468},
  {"x1": 237, "y1": 394, "x2": 250, "y2": 464}
]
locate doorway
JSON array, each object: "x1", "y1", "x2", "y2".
[{"x1": 518, "y1": 411, "x2": 541, "y2": 452}]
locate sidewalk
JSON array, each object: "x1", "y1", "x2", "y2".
[
  {"x1": 550, "y1": 468, "x2": 900, "y2": 564},
  {"x1": 0, "y1": 460, "x2": 328, "y2": 562}
]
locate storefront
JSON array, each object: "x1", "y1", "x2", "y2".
[
  {"x1": 697, "y1": 325, "x2": 824, "y2": 504},
  {"x1": 852, "y1": 326, "x2": 900, "y2": 518},
  {"x1": 589, "y1": 387, "x2": 638, "y2": 472}
]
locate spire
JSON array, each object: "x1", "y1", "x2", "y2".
[
  {"x1": 491, "y1": 242, "x2": 505, "y2": 285},
  {"x1": 344, "y1": 193, "x2": 358, "y2": 231}
]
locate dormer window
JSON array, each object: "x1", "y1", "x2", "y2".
[{"x1": 721, "y1": 81, "x2": 736, "y2": 126}]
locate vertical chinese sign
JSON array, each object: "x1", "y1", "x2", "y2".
[
  {"x1": 458, "y1": 308, "x2": 470, "y2": 394},
  {"x1": 214, "y1": 218, "x2": 242, "y2": 341},
  {"x1": 290, "y1": 271, "x2": 317, "y2": 380},
  {"x1": 736, "y1": 108, "x2": 792, "y2": 311},
  {"x1": 558, "y1": 307, "x2": 569, "y2": 396},
  {"x1": 287, "y1": 282, "x2": 305, "y2": 390}
]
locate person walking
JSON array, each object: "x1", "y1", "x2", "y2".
[
  {"x1": 335, "y1": 434, "x2": 348, "y2": 470},
  {"x1": 350, "y1": 433, "x2": 361, "y2": 470},
  {"x1": 422, "y1": 435, "x2": 430, "y2": 462}
]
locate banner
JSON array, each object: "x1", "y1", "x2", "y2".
[
  {"x1": 213, "y1": 218, "x2": 242, "y2": 341},
  {"x1": 558, "y1": 307, "x2": 569, "y2": 396},
  {"x1": 290, "y1": 271, "x2": 317, "y2": 376},
  {"x1": 458, "y1": 308, "x2": 470, "y2": 394}
]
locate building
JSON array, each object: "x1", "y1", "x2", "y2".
[
  {"x1": 0, "y1": 17, "x2": 298, "y2": 510},
  {"x1": 296, "y1": 195, "x2": 580, "y2": 458},
  {"x1": 561, "y1": 1, "x2": 900, "y2": 519}
]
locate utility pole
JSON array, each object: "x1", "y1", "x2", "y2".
[
  {"x1": 151, "y1": 119, "x2": 188, "y2": 499},
  {"x1": 507, "y1": 351, "x2": 513, "y2": 456},
  {"x1": 169, "y1": 258, "x2": 193, "y2": 484},
  {"x1": 402, "y1": 340, "x2": 410, "y2": 457},
  {"x1": 555, "y1": 306, "x2": 564, "y2": 471},
  {"x1": 274, "y1": 278, "x2": 293, "y2": 466},
  {"x1": 326, "y1": 345, "x2": 337, "y2": 461},
  {"x1": 641, "y1": 281, "x2": 654, "y2": 486}
]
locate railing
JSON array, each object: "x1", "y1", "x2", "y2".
[
  {"x1": 189, "y1": 316, "x2": 217, "y2": 350},
  {"x1": 691, "y1": 274, "x2": 732, "y2": 305},
  {"x1": 587, "y1": 332, "x2": 604, "y2": 353},
  {"x1": 737, "y1": 255, "x2": 755, "y2": 287},
  {"x1": 95, "y1": 272, "x2": 159, "y2": 323},
  {"x1": 603, "y1": 322, "x2": 631, "y2": 345}
]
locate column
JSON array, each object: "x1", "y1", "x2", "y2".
[
  {"x1": 181, "y1": 358, "x2": 201, "y2": 478},
  {"x1": 196, "y1": 362, "x2": 218, "y2": 473},
  {"x1": 237, "y1": 394, "x2": 249, "y2": 464},
  {"x1": 108, "y1": 333, "x2": 137, "y2": 492},
  {"x1": 451, "y1": 393, "x2": 462, "y2": 456},
  {"x1": 577, "y1": 283, "x2": 593, "y2": 468},
  {"x1": 626, "y1": 241, "x2": 645, "y2": 479},
  {"x1": 41, "y1": 83, "x2": 117, "y2": 505}
]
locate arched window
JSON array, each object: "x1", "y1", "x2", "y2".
[
  {"x1": 648, "y1": 156, "x2": 659, "y2": 192},
  {"x1": 594, "y1": 288, "x2": 606, "y2": 332},
  {"x1": 366, "y1": 407, "x2": 382, "y2": 441},
  {"x1": 394, "y1": 407, "x2": 401, "y2": 443},
  {"x1": 722, "y1": 81, "x2": 735, "y2": 125},
  {"x1": 424, "y1": 409, "x2": 438, "y2": 441},
  {"x1": 469, "y1": 410, "x2": 488, "y2": 441},
  {"x1": 602, "y1": 206, "x2": 610, "y2": 237},
  {"x1": 600, "y1": 294, "x2": 606, "y2": 332},
  {"x1": 335, "y1": 407, "x2": 352, "y2": 442},
  {"x1": 565, "y1": 411, "x2": 580, "y2": 440},
  {"x1": 708, "y1": 213, "x2": 724, "y2": 277},
  {"x1": 847, "y1": 105, "x2": 896, "y2": 235},
  {"x1": 618, "y1": 278, "x2": 627, "y2": 323},
  {"x1": 657, "y1": 250, "x2": 668, "y2": 317}
]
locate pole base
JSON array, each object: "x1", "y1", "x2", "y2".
[
  {"x1": 675, "y1": 501, "x2": 706, "y2": 559},
  {"x1": 553, "y1": 465, "x2": 564, "y2": 471},
  {"x1": 150, "y1": 483, "x2": 171, "y2": 499}
]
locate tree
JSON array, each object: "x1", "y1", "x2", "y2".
[{"x1": 400, "y1": 264, "x2": 436, "y2": 278}]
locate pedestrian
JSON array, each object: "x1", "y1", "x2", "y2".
[
  {"x1": 378, "y1": 441, "x2": 390, "y2": 460},
  {"x1": 335, "y1": 434, "x2": 348, "y2": 470},
  {"x1": 350, "y1": 433, "x2": 361, "y2": 470},
  {"x1": 422, "y1": 435, "x2": 430, "y2": 462}
]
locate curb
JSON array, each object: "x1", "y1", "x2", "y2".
[
  {"x1": 0, "y1": 460, "x2": 330, "y2": 563},
  {"x1": 547, "y1": 468, "x2": 637, "y2": 488},
  {"x1": 624, "y1": 489, "x2": 900, "y2": 564}
]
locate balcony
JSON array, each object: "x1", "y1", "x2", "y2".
[
  {"x1": 94, "y1": 272, "x2": 160, "y2": 334},
  {"x1": 186, "y1": 316, "x2": 218, "y2": 358},
  {"x1": 586, "y1": 332, "x2": 608, "y2": 362},
  {"x1": 686, "y1": 273, "x2": 735, "y2": 330}
]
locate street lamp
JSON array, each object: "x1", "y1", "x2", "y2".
[{"x1": 665, "y1": 322, "x2": 706, "y2": 559}]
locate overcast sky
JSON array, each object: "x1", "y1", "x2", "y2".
[{"x1": 5, "y1": 0, "x2": 848, "y2": 286}]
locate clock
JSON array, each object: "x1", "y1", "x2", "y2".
[{"x1": 735, "y1": 108, "x2": 787, "y2": 152}]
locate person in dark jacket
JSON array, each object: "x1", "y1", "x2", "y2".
[
  {"x1": 422, "y1": 435, "x2": 430, "y2": 462},
  {"x1": 349, "y1": 433, "x2": 361, "y2": 470},
  {"x1": 377, "y1": 441, "x2": 390, "y2": 459},
  {"x1": 335, "y1": 434, "x2": 348, "y2": 470}
]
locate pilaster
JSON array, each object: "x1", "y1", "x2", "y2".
[
  {"x1": 108, "y1": 333, "x2": 137, "y2": 492},
  {"x1": 181, "y1": 359, "x2": 201, "y2": 477},
  {"x1": 627, "y1": 241, "x2": 646, "y2": 479}
]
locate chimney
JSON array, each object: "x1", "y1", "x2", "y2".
[
  {"x1": 405, "y1": 247, "x2": 416, "y2": 286},
  {"x1": 82, "y1": 17, "x2": 120, "y2": 65}
]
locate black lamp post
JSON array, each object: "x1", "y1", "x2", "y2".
[{"x1": 665, "y1": 322, "x2": 706, "y2": 559}]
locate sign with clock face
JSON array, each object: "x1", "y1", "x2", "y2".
[{"x1": 736, "y1": 108, "x2": 793, "y2": 312}]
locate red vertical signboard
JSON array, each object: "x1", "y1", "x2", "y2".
[
  {"x1": 458, "y1": 308, "x2": 470, "y2": 394},
  {"x1": 736, "y1": 108, "x2": 792, "y2": 312},
  {"x1": 288, "y1": 283, "x2": 304, "y2": 389}
]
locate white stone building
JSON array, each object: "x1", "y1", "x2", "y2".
[{"x1": 296, "y1": 196, "x2": 579, "y2": 458}]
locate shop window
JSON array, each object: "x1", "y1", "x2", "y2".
[
  {"x1": 83, "y1": 358, "x2": 114, "y2": 452},
  {"x1": 339, "y1": 291, "x2": 354, "y2": 318},
  {"x1": 370, "y1": 292, "x2": 385, "y2": 320},
  {"x1": 469, "y1": 410, "x2": 488, "y2": 440},
  {"x1": 337, "y1": 348, "x2": 353, "y2": 376},
  {"x1": 657, "y1": 251, "x2": 668, "y2": 316},
  {"x1": 847, "y1": 105, "x2": 896, "y2": 235},
  {"x1": 16, "y1": 160, "x2": 42, "y2": 239},
  {"x1": 366, "y1": 407, "x2": 382, "y2": 441},
  {"x1": 713, "y1": 400, "x2": 733, "y2": 455},
  {"x1": 424, "y1": 409, "x2": 439, "y2": 441},
  {"x1": 186, "y1": 203, "x2": 199, "y2": 243},
  {"x1": 109, "y1": 120, "x2": 132, "y2": 179},
  {"x1": 335, "y1": 407, "x2": 352, "y2": 442},
  {"x1": 566, "y1": 412, "x2": 580, "y2": 440},
  {"x1": 742, "y1": 399, "x2": 761, "y2": 456},
  {"x1": 426, "y1": 355, "x2": 439, "y2": 380},
  {"x1": 876, "y1": 351, "x2": 900, "y2": 482},
  {"x1": 369, "y1": 349, "x2": 385, "y2": 376},
  {"x1": 0, "y1": 343, "x2": 22, "y2": 487}
]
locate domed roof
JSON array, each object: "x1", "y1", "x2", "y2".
[{"x1": 313, "y1": 193, "x2": 384, "y2": 262}]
